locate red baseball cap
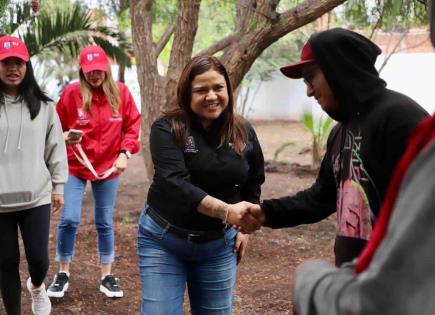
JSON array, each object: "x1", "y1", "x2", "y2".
[
  {"x1": 0, "y1": 36, "x2": 30, "y2": 62},
  {"x1": 79, "y1": 45, "x2": 109, "y2": 73},
  {"x1": 280, "y1": 41, "x2": 316, "y2": 79}
]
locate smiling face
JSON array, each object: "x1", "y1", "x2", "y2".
[
  {"x1": 303, "y1": 64, "x2": 338, "y2": 115},
  {"x1": 190, "y1": 70, "x2": 229, "y2": 128},
  {"x1": 0, "y1": 57, "x2": 27, "y2": 97},
  {"x1": 83, "y1": 70, "x2": 106, "y2": 88}
]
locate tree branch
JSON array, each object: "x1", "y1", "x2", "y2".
[
  {"x1": 167, "y1": 0, "x2": 201, "y2": 74},
  {"x1": 369, "y1": 4, "x2": 385, "y2": 40},
  {"x1": 196, "y1": 32, "x2": 240, "y2": 56},
  {"x1": 271, "y1": 0, "x2": 347, "y2": 39},
  {"x1": 165, "y1": 0, "x2": 202, "y2": 109},
  {"x1": 131, "y1": 0, "x2": 155, "y2": 63},
  {"x1": 221, "y1": 0, "x2": 347, "y2": 90},
  {"x1": 131, "y1": 0, "x2": 160, "y2": 113},
  {"x1": 155, "y1": 23, "x2": 175, "y2": 57},
  {"x1": 236, "y1": 0, "x2": 251, "y2": 32},
  {"x1": 378, "y1": 30, "x2": 409, "y2": 73}
]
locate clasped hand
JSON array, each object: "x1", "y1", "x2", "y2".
[{"x1": 226, "y1": 201, "x2": 265, "y2": 233}]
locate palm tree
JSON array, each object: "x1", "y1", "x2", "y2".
[
  {"x1": 301, "y1": 111, "x2": 334, "y2": 170},
  {"x1": 1, "y1": 1, "x2": 131, "y2": 74}
]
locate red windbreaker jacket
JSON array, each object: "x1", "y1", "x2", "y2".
[{"x1": 56, "y1": 82, "x2": 141, "y2": 181}]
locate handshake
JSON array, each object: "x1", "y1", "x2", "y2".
[{"x1": 225, "y1": 201, "x2": 265, "y2": 233}]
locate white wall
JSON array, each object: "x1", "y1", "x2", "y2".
[
  {"x1": 240, "y1": 52, "x2": 435, "y2": 121},
  {"x1": 237, "y1": 73, "x2": 321, "y2": 121},
  {"x1": 377, "y1": 53, "x2": 435, "y2": 114},
  {"x1": 111, "y1": 65, "x2": 142, "y2": 112}
]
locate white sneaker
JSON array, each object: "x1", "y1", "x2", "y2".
[{"x1": 26, "y1": 278, "x2": 52, "y2": 315}]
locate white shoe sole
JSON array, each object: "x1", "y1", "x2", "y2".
[
  {"x1": 47, "y1": 282, "x2": 69, "y2": 298},
  {"x1": 99, "y1": 285, "x2": 124, "y2": 298}
]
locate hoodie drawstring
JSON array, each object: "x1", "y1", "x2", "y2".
[
  {"x1": 2, "y1": 98, "x2": 10, "y2": 153},
  {"x1": 17, "y1": 103, "x2": 23, "y2": 150},
  {"x1": 2, "y1": 96, "x2": 24, "y2": 153}
]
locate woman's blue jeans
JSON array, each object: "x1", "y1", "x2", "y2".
[
  {"x1": 137, "y1": 206, "x2": 238, "y2": 315},
  {"x1": 55, "y1": 175, "x2": 120, "y2": 264}
]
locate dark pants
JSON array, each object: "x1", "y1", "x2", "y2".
[{"x1": 0, "y1": 204, "x2": 51, "y2": 315}]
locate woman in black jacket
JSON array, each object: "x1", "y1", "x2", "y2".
[{"x1": 137, "y1": 55, "x2": 265, "y2": 315}]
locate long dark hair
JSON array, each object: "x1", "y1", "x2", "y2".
[
  {"x1": 165, "y1": 55, "x2": 247, "y2": 155},
  {"x1": 0, "y1": 60, "x2": 52, "y2": 120}
]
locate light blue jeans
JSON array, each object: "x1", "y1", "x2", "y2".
[
  {"x1": 137, "y1": 206, "x2": 237, "y2": 315},
  {"x1": 55, "y1": 175, "x2": 120, "y2": 264}
]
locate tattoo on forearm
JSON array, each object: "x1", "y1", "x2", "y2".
[{"x1": 198, "y1": 196, "x2": 228, "y2": 220}]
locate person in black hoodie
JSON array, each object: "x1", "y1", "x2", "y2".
[{"x1": 237, "y1": 28, "x2": 428, "y2": 266}]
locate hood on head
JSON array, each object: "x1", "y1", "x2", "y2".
[{"x1": 309, "y1": 28, "x2": 386, "y2": 122}]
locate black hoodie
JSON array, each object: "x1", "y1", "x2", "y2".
[{"x1": 261, "y1": 28, "x2": 428, "y2": 266}]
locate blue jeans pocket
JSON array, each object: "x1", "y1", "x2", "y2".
[
  {"x1": 138, "y1": 206, "x2": 168, "y2": 240},
  {"x1": 223, "y1": 227, "x2": 237, "y2": 247}
]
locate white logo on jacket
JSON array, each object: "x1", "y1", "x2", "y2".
[{"x1": 184, "y1": 136, "x2": 198, "y2": 153}]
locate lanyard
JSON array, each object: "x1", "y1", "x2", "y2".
[{"x1": 71, "y1": 144, "x2": 117, "y2": 180}]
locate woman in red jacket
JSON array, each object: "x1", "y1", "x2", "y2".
[{"x1": 47, "y1": 45, "x2": 141, "y2": 299}]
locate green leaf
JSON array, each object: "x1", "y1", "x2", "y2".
[
  {"x1": 301, "y1": 111, "x2": 314, "y2": 134},
  {"x1": 273, "y1": 141, "x2": 295, "y2": 161},
  {"x1": 321, "y1": 116, "x2": 334, "y2": 142},
  {"x1": 12, "y1": 2, "x2": 131, "y2": 68}
]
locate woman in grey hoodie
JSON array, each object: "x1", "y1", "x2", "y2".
[{"x1": 0, "y1": 36, "x2": 67, "y2": 315}]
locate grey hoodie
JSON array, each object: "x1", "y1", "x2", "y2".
[
  {"x1": 0, "y1": 94, "x2": 68, "y2": 212},
  {"x1": 294, "y1": 142, "x2": 435, "y2": 315}
]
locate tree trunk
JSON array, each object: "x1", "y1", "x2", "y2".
[
  {"x1": 118, "y1": 63, "x2": 125, "y2": 83},
  {"x1": 131, "y1": 0, "x2": 348, "y2": 180},
  {"x1": 165, "y1": 0, "x2": 201, "y2": 111},
  {"x1": 131, "y1": 0, "x2": 163, "y2": 180},
  {"x1": 131, "y1": 0, "x2": 202, "y2": 179}
]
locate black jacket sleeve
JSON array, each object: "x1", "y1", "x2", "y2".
[
  {"x1": 150, "y1": 118, "x2": 208, "y2": 210},
  {"x1": 380, "y1": 95, "x2": 428, "y2": 181},
  {"x1": 261, "y1": 128, "x2": 338, "y2": 228},
  {"x1": 240, "y1": 123, "x2": 265, "y2": 204}
]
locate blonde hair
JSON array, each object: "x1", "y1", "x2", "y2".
[{"x1": 79, "y1": 67, "x2": 120, "y2": 114}]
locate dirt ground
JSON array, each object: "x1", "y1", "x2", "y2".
[{"x1": 4, "y1": 121, "x2": 336, "y2": 315}]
